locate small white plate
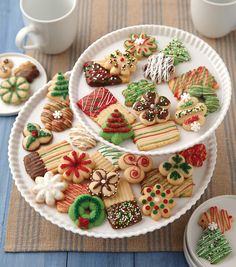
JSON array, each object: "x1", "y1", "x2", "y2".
[
  {"x1": 0, "y1": 52, "x2": 47, "y2": 116},
  {"x1": 184, "y1": 228, "x2": 199, "y2": 267},
  {"x1": 186, "y1": 195, "x2": 236, "y2": 267}
]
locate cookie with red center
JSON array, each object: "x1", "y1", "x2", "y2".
[
  {"x1": 179, "y1": 144, "x2": 207, "y2": 167},
  {"x1": 118, "y1": 153, "x2": 153, "y2": 183}
]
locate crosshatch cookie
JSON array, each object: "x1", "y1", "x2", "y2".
[
  {"x1": 141, "y1": 169, "x2": 194, "y2": 197},
  {"x1": 58, "y1": 150, "x2": 95, "y2": 184},
  {"x1": 169, "y1": 66, "x2": 219, "y2": 99},
  {"x1": 47, "y1": 72, "x2": 69, "y2": 103},
  {"x1": 68, "y1": 194, "x2": 106, "y2": 229},
  {"x1": 0, "y1": 59, "x2": 14, "y2": 78},
  {"x1": 0, "y1": 76, "x2": 30, "y2": 105},
  {"x1": 98, "y1": 50, "x2": 138, "y2": 83},
  {"x1": 118, "y1": 153, "x2": 153, "y2": 183},
  {"x1": 103, "y1": 178, "x2": 142, "y2": 229},
  {"x1": 32, "y1": 171, "x2": 67, "y2": 206},
  {"x1": 159, "y1": 154, "x2": 193, "y2": 186},
  {"x1": 24, "y1": 140, "x2": 72, "y2": 180},
  {"x1": 124, "y1": 33, "x2": 158, "y2": 59},
  {"x1": 175, "y1": 95, "x2": 207, "y2": 132},
  {"x1": 122, "y1": 79, "x2": 156, "y2": 107},
  {"x1": 144, "y1": 52, "x2": 175, "y2": 84},
  {"x1": 22, "y1": 122, "x2": 53, "y2": 151},
  {"x1": 77, "y1": 87, "x2": 136, "y2": 125},
  {"x1": 133, "y1": 120, "x2": 180, "y2": 151},
  {"x1": 14, "y1": 61, "x2": 40, "y2": 83},
  {"x1": 41, "y1": 101, "x2": 73, "y2": 132},
  {"x1": 198, "y1": 206, "x2": 234, "y2": 234},
  {"x1": 83, "y1": 61, "x2": 122, "y2": 87},
  {"x1": 133, "y1": 91, "x2": 171, "y2": 126},
  {"x1": 99, "y1": 109, "x2": 134, "y2": 145},
  {"x1": 56, "y1": 183, "x2": 89, "y2": 213},
  {"x1": 139, "y1": 184, "x2": 176, "y2": 221},
  {"x1": 180, "y1": 144, "x2": 207, "y2": 167}
]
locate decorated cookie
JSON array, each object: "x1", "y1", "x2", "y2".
[
  {"x1": 133, "y1": 120, "x2": 180, "y2": 151},
  {"x1": 56, "y1": 183, "x2": 89, "y2": 213},
  {"x1": 58, "y1": 150, "x2": 95, "y2": 184},
  {"x1": 143, "y1": 53, "x2": 175, "y2": 84},
  {"x1": 0, "y1": 76, "x2": 30, "y2": 105},
  {"x1": 141, "y1": 169, "x2": 194, "y2": 197},
  {"x1": 189, "y1": 85, "x2": 220, "y2": 114},
  {"x1": 99, "y1": 109, "x2": 134, "y2": 145},
  {"x1": 118, "y1": 153, "x2": 153, "y2": 183},
  {"x1": 47, "y1": 72, "x2": 69, "y2": 103},
  {"x1": 0, "y1": 59, "x2": 14, "y2": 78},
  {"x1": 133, "y1": 91, "x2": 171, "y2": 126},
  {"x1": 88, "y1": 169, "x2": 119, "y2": 198},
  {"x1": 124, "y1": 33, "x2": 158, "y2": 59},
  {"x1": 122, "y1": 79, "x2": 156, "y2": 107},
  {"x1": 180, "y1": 144, "x2": 207, "y2": 167},
  {"x1": 32, "y1": 171, "x2": 67, "y2": 206},
  {"x1": 41, "y1": 101, "x2": 73, "y2": 132},
  {"x1": 77, "y1": 87, "x2": 136, "y2": 126},
  {"x1": 196, "y1": 222, "x2": 232, "y2": 264},
  {"x1": 69, "y1": 124, "x2": 97, "y2": 151},
  {"x1": 198, "y1": 206, "x2": 234, "y2": 234},
  {"x1": 14, "y1": 61, "x2": 39, "y2": 83},
  {"x1": 83, "y1": 61, "x2": 122, "y2": 87},
  {"x1": 159, "y1": 154, "x2": 193, "y2": 186},
  {"x1": 24, "y1": 140, "x2": 72, "y2": 180},
  {"x1": 68, "y1": 194, "x2": 106, "y2": 229},
  {"x1": 175, "y1": 95, "x2": 207, "y2": 132},
  {"x1": 162, "y1": 38, "x2": 191, "y2": 65},
  {"x1": 169, "y1": 66, "x2": 219, "y2": 99},
  {"x1": 98, "y1": 50, "x2": 138, "y2": 83},
  {"x1": 22, "y1": 122, "x2": 53, "y2": 151},
  {"x1": 139, "y1": 184, "x2": 176, "y2": 221}
]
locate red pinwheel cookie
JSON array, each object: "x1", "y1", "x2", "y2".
[{"x1": 179, "y1": 144, "x2": 207, "y2": 167}]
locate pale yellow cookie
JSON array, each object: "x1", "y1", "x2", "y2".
[
  {"x1": 0, "y1": 65, "x2": 11, "y2": 78},
  {"x1": 91, "y1": 151, "x2": 118, "y2": 172}
]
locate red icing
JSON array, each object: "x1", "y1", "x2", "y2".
[
  {"x1": 107, "y1": 118, "x2": 124, "y2": 123},
  {"x1": 146, "y1": 187, "x2": 152, "y2": 193},
  {"x1": 103, "y1": 128, "x2": 131, "y2": 133},
  {"x1": 145, "y1": 205, "x2": 150, "y2": 210},
  {"x1": 79, "y1": 217, "x2": 89, "y2": 229},
  {"x1": 131, "y1": 169, "x2": 139, "y2": 178},
  {"x1": 183, "y1": 115, "x2": 200, "y2": 125},
  {"x1": 156, "y1": 190, "x2": 161, "y2": 195},
  {"x1": 137, "y1": 156, "x2": 150, "y2": 167},
  {"x1": 153, "y1": 205, "x2": 159, "y2": 210},
  {"x1": 106, "y1": 122, "x2": 128, "y2": 128},
  {"x1": 163, "y1": 209, "x2": 168, "y2": 214},
  {"x1": 180, "y1": 144, "x2": 207, "y2": 167},
  {"x1": 147, "y1": 196, "x2": 152, "y2": 201},
  {"x1": 166, "y1": 189, "x2": 171, "y2": 194},
  {"x1": 163, "y1": 199, "x2": 168, "y2": 204}
]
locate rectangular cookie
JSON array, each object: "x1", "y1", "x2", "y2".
[
  {"x1": 141, "y1": 169, "x2": 194, "y2": 197},
  {"x1": 133, "y1": 120, "x2": 180, "y2": 151},
  {"x1": 90, "y1": 151, "x2": 118, "y2": 172},
  {"x1": 168, "y1": 66, "x2": 219, "y2": 99},
  {"x1": 77, "y1": 87, "x2": 136, "y2": 125}
]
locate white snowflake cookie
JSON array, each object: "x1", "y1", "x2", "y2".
[{"x1": 32, "y1": 172, "x2": 67, "y2": 206}]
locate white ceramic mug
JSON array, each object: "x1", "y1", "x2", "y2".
[
  {"x1": 16, "y1": 0, "x2": 78, "y2": 54},
  {"x1": 191, "y1": 0, "x2": 236, "y2": 38}
]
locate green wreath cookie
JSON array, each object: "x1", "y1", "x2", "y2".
[
  {"x1": 0, "y1": 76, "x2": 30, "y2": 105},
  {"x1": 68, "y1": 194, "x2": 106, "y2": 229}
]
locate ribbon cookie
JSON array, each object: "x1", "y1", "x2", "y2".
[
  {"x1": 180, "y1": 144, "x2": 207, "y2": 167},
  {"x1": 118, "y1": 153, "x2": 153, "y2": 183},
  {"x1": 124, "y1": 32, "x2": 157, "y2": 59},
  {"x1": 159, "y1": 154, "x2": 193, "y2": 186},
  {"x1": 133, "y1": 91, "x2": 171, "y2": 126},
  {"x1": 22, "y1": 122, "x2": 53, "y2": 151},
  {"x1": 0, "y1": 58, "x2": 14, "y2": 78},
  {"x1": 139, "y1": 184, "x2": 176, "y2": 221}
]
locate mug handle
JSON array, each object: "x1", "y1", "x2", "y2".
[{"x1": 15, "y1": 25, "x2": 40, "y2": 50}]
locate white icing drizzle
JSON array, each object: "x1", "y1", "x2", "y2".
[{"x1": 144, "y1": 53, "x2": 175, "y2": 84}]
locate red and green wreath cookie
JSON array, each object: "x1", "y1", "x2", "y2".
[
  {"x1": 179, "y1": 144, "x2": 207, "y2": 167},
  {"x1": 124, "y1": 33, "x2": 158, "y2": 59}
]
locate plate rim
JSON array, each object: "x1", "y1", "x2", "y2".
[{"x1": 69, "y1": 24, "x2": 232, "y2": 156}]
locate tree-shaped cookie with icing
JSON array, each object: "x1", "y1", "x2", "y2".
[
  {"x1": 159, "y1": 154, "x2": 193, "y2": 185},
  {"x1": 175, "y1": 93, "x2": 207, "y2": 132},
  {"x1": 124, "y1": 33, "x2": 158, "y2": 59},
  {"x1": 138, "y1": 184, "x2": 176, "y2": 221}
]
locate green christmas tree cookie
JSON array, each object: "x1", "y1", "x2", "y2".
[
  {"x1": 99, "y1": 109, "x2": 134, "y2": 145},
  {"x1": 196, "y1": 222, "x2": 232, "y2": 264}
]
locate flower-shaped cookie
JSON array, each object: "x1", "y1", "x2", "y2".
[
  {"x1": 133, "y1": 91, "x2": 171, "y2": 126},
  {"x1": 124, "y1": 33, "x2": 158, "y2": 59},
  {"x1": 118, "y1": 153, "x2": 153, "y2": 183},
  {"x1": 32, "y1": 171, "x2": 67, "y2": 206},
  {"x1": 88, "y1": 169, "x2": 120, "y2": 198},
  {"x1": 41, "y1": 101, "x2": 73, "y2": 132},
  {"x1": 58, "y1": 150, "x2": 95, "y2": 184},
  {"x1": 138, "y1": 184, "x2": 176, "y2": 221},
  {"x1": 180, "y1": 144, "x2": 207, "y2": 167},
  {"x1": 98, "y1": 50, "x2": 138, "y2": 83},
  {"x1": 159, "y1": 154, "x2": 193, "y2": 186},
  {"x1": 22, "y1": 122, "x2": 53, "y2": 151}
]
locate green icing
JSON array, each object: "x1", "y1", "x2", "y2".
[
  {"x1": 170, "y1": 170, "x2": 181, "y2": 180},
  {"x1": 27, "y1": 123, "x2": 38, "y2": 132},
  {"x1": 180, "y1": 162, "x2": 192, "y2": 174},
  {"x1": 179, "y1": 101, "x2": 193, "y2": 109},
  {"x1": 172, "y1": 154, "x2": 183, "y2": 164},
  {"x1": 98, "y1": 144, "x2": 123, "y2": 165},
  {"x1": 50, "y1": 73, "x2": 69, "y2": 100},
  {"x1": 163, "y1": 162, "x2": 172, "y2": 171}
]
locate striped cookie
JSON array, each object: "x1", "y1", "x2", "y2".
[
  {"x1": 90, "y1": 151, "x2": 118, "y2": 172},
  {"x1": 133, "y1": 120, "x2": 180, "y2": 151},
  {"x1": 97, "y1": 144, "x2": 123, "y2": 169}
]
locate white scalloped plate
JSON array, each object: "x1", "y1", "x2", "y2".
[
  {"x1": 8, "y1": 74, "x2": 217, "y2": 238},
  {"x1": 69, "y1": 25, "x2": 231, "y2": 156}
]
